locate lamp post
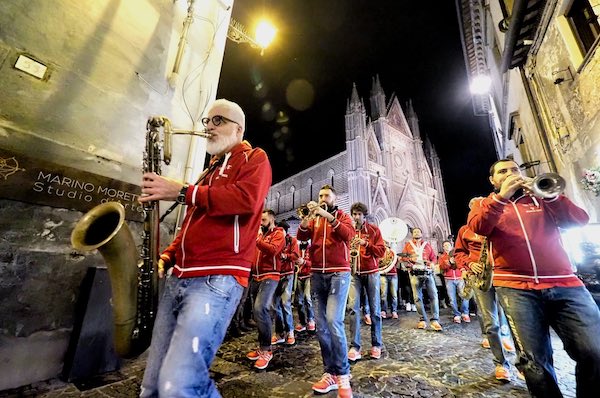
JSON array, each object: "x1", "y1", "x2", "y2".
[{"x1": 227, "y1": 18, "x2": 276, "y2": 55}]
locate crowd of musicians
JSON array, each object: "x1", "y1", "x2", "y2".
[{"x1": 138, "y1": 99, "x2": 600, "y2": 398}]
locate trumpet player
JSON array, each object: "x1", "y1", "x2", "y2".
[
  {"x1": 468, "y1": 159, "x2": 600, "y2": 397},
  {"x1": 438, "y1": 240, "x2": 469, "y2": 324},
  {"x1": 296, "y1": 184, "x2": 354, "y2": 398},
  {"x1": 139, "y1": 99, "x2": 272, "y2": 397},
  {"x1": 346, "y1": 202, "x2": 387, "y2": 362},
  {"x1": 294, "y1": 240, "x2": 315, "y2": 333}
]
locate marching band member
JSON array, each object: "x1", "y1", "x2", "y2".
[
  {"x1": 399, "y1": 227, "x2": 442, "y2": 331},
  {"x1": 297, "y1": 185, "x2": 354, "y2": 398},
  {"x1": 347, "y1": 202, "x2": 386, "y2": 362},
  {"x1": 246, "y1": 209, "x2": 285, "y2": 370},
  {"x1": 438, "y1": 240, "x2": 469, "y2": 323},
  {"x1": 379, "y1": 244, "x2": 399, "y2": 319},
  {"x1": 294, "y1": 240, "x2": 316, "y2": 333},
  {"x1": 272, "y1": 221, "x2": 300, "y2": 345}
]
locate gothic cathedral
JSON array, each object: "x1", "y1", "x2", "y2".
[{"x1": 266, "y1": 76, "x2": 451, "y2": 252}]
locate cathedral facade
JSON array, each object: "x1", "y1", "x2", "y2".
[{"x1": 266, "y1": 77, "x2": 451, "y2": 252}]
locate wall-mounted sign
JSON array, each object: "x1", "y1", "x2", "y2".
[{"x1": 0, "y1": 147, "x2": 143, "y2": 221}]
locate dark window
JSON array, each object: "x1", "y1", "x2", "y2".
[{"x1": 566, "y1": 0, "x2": 600, "y2": 55}]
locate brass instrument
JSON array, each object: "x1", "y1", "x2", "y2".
[
  {"x1": 296, "y1": 202, "x2": 327, "y2": 220},
  {"x1": 522, "y1": 173, "x2": 566, "y2": 199},
  {"x1": 460, "y1": 237, "x2": 493, "y2": 300},
  {"x1": 378, "y1": 247, "x2": 398, "y2": 274},
  {"x1": 350, "y1": 232, "x2": 361, "y2": 274}
]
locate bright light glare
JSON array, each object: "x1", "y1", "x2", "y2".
[
  {"x1": 470, "y1": 75, "x2": 492, "y2": 95},
  {"x1": 255, "y1": 20, "x2": 276, "y2": 49}
]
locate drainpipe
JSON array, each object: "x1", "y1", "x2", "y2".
[{"x1": 169, "y1": 0, "x2": 195, "y2": 88}]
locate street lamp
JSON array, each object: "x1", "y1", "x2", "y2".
[
  {"x1": 469, "y1": 74, "x2": 492, "y2": 95},
  {"x1": 227, "y1": 18, "x2": 276, "y2": 55}
]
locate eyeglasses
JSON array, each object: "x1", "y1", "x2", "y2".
[{"x1": 201, "y1": 115, "x2": 239, "y2": 127}]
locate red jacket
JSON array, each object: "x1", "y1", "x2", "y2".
[
  {"x1": 253, "y1": 226, "x2": 285, "y2": 280},
  {"x1": 439, "y1": 251, "x2": 461, "y2": 280},
  {"x1": 161, "y1": 141, "x2": 272, "y2": 279},
  {"x1": 399, "y1": 239, "x2": 437, "y2": 271},
  {"x1": 352, "y1": 222, "x2": 387, "y2": 275},
  {"x1": 296, "y1": 209, "x2": 354, "y2": 273},
  {"x1": 453, "y1": 225, "x2": 485, "y2": 272},
  {"x1": 297, "y1": 247, "x2": 312, "y2": 279},
  {"x1": 468, "y1": 193, "x2": 588, "y2": 287},
  {"x1": 280, "y1": 234, "x2": 300, "y2": 276}
]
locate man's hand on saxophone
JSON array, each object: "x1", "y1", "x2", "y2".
[
  {"x1": 140, "y1": 172, "x2": 185, "y2": 202},
  {"x1": 468, "y1": 261, "x2": 485, "y2": 275}
]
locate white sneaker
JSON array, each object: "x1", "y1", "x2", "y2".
[
  {"x1": 411, "y1": 304, "x2": 417, "y2": 312},
  {"x1": 405, "y1": 302, "x2": 411, "y2": 311}
]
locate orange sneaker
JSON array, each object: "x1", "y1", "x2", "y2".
[
  {"x1": 417, "y1": 320, "x2": 427, "y2": 329},
  {"x1": 364, "y1": 314, "x2": 372, "y2": 325},
  {"x1": 481, "y1": 338, "x2": 490, "y2": 349},
  {"x1": 502, "y1": 338, "x2": 515, "y2": 352},
  {"x1": 271, "y1": 334, "x2": 285, "y2": 345},
  {"x1": 495, "y1": 365, "x2": 511, "y2": 382},
  {"x1": 430, "y1": 320, "x2": 443, "y2": 331},
  {"x1": 246, "y1": 350, "x2": 260, "y2": 360},
  {"x1": 392, "y1": 311, "x2": 399, "y2": 319},
  {"x1": 370, "y1": 346, "x2": 382, "y2": 359},
  {"x1": 286, "y1": 332, "x2": 295, "y2": 345},
  {"x1": 254, "y1": 350, "x2": 273, "y2": 370},
  {"x1": 294, "y1": 324, "x2": 306, "y2": 332},
  {"x1": 312, "y1": 373, "x2": 338, "y2": 393},
  {"x1": 348, "y1": 347, "x2": 362, "y2": 361},
  {"x1": 336, "y1": 374, "x2": 353, "y2": 398},
  {"x1": 453, "y1": 315, "x2": 461, "y2": 323},
  {"x1": 461, "y1": 314, "x2": 471, "y2": 323}
]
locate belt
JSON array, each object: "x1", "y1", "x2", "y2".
[{"x1": 410, "y1": 270, "x2": 432, "y2": 276}]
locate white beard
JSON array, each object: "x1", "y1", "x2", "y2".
[{"x1": 206, "y1": 133, "x2": 239, "y2": 156}]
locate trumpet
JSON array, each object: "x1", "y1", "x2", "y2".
[
  {"x1": 296, "y1": 202, "x2": 327, "y2": 220},
  {"x1": 522, "y1": 173, "x2": 566, "y2": 199}
]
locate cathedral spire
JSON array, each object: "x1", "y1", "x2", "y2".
[
  {"x1": 406, "y1": 98, "x2": 421, "y2": 139},
  {"x1": 370, "y1": 75, "x2": 386, "y2": 120}
]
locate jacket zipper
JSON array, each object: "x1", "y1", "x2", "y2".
[
  {"x1": 233, "y1": 215, "x2": 240, "y2": 253},
  {"x1": 511, "y1": 201, "x2": 538, "y2": 282},
  {"x1": 180, "y1": 207, "x2": 197, "y2": 267}
]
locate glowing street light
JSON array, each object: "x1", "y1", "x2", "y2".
[
  {"x1": 227, "y1": 18, "x2": 276, "y2": 55},
  {"x1": 469, "y1": 74, "x2": 492, "y2": 95}
]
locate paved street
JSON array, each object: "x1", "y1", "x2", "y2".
[{"x1": 1, "y1": 307, "x2": 576, "y2": 398}]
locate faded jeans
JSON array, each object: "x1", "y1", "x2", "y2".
[
  {"x1": 497, "y1": 286, "x2": 600, "y2": 398},
  {"x1": 274, "y1": 274, "x2": 294, "y2": 335},
  {"x1": 311, "y1": 272, "x2": 351, "y2": 376},
  {"x1": 410, "y1": 272, "x2": 439, "y2": 322},
  {"x1": 249, "y1": 278, "x2": 278, "y2": 350},
  {"x1": 445, "y1": 278, "x2": 469, "y2": 317},
  {"x1": 296, "y1": 277, "x2": 314, "y2": 325},
  {"x1": 348, "y1": 272, "x2": 382, "y2": 349},
  {"x1": 474, "y1": 286, "x2": 510, "y2": 368},
  {"x1": 380, "y1": 274, "x2": 398, "y2": 313},
  {"x1": 140, "y1": 274, "x2": 243, "y2": 398}
]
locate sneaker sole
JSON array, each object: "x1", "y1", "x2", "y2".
[
  {"x1": 254, "y1": 362, "x2": 270, "y2": 370},
  {"x1": 312, "y1": 385, "x2": 338, "y2": 393},
  {"x1": 348, "y1": 356, "x2": 362, "y2": 362}
]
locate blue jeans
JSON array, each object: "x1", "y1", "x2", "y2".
[
  {"x1": 446, "y1": 278, "x2": 469, "y2": 317},
  {"x1": 497, "y1": 286, "x2": 600, "y2": 398},
  {"x1": 296, "y1": 277, "x2": 314, "y2": 325},
  {"x1": 311, "y1": 272, "x2": 351, "y2": 376},
  {"x1": 380, "y1": 274, "x2": 398, "y2": 313},
  {"x1": 140, "y1": 275, "x2": 243, "y2": 398},
  {"x1": 410, "y1": 273, "x2": 439, "y2": 321},
  {"x1": 348, "y1": 272, "x2": 383, "y2": 349},
  {"x1": 249, "y1": 278, "x2": 278, "y2": 350},
  {"x1": 274, "y1": 274, "x2": 294, "y2": 335},
  {"x1": 474, "y1": 286, "x2": 510, "y2": 368}
]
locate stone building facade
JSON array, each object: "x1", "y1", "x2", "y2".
[{"x1": 265, "y1": 77, "x2": 452, "y2": 252}]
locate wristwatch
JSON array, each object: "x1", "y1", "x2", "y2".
[{"x1": 176, "y1": 185, "x2": 188, "y2": 204}]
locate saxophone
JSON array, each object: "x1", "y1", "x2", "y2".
[
  {"x1": 349, "y1": 230, "x2": 361, "y2": 275},
  {"x1": 460, "y1": 237, "x2": 493, "y2": 300},
  {"x1": 70, "y1": 117, "x2": 174, "y2": 357}
]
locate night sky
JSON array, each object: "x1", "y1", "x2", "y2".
[{"x1": 217, "y1": 1, "x2": 498, "y2": 235}]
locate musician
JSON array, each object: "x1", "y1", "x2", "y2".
[
  {"x1": 453, "y1": 219, "x2": 514, "y2": 382},
  {"x1": 294, "y1": 240, "x2": 315, "y2": 333},
  {"x1": 468, "y1": 159, "x2": 600, "y2": 396},
  {"x1": 246, "y1": 209, "x2": 285, "y2": 370},
  {"x1": 139, "y1": 99, "x2": 272, "y2": 397},
  {"x1": 438, "y1": 240, "x2": 469, "y2": 323},
  {"x1": 296, "y1": 184, "x2": 354, "y2": 397},
  {"x1": 399, "y1": 227, "x2": 442, "y2": 331},
  {"x1": 272, "y1": 221, "x2": 299, "y2": 345},
  {"x1": 346, "y1": 202, "x2": 386, "y2": 362},
  {"x1": 379, "y1": 243, "x2": 399, "y2": 319}
]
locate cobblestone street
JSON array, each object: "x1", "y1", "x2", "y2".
[{"x1": 2, "y1": 308, "x2": 576, "y2": 398}]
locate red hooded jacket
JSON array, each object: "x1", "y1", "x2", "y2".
[
  {"x1": 352, "y1": 222, "x2": 387, "y2": 275},
  {"x1": 297, "y1": 245, "x2": 312, "y2": 280},
  {"x1": 253, "y1": 226, "x2": 285, "y2": 281},
  {"x1": 399, "y1": 239, "x2": 437, "y2": 272},
  {"x1": 468, "y1": 193, "x2": 588, "y2": 287},
  {"x1": 453, "y1": 224, "x2": 485, "y2": 272},
  {"x1": 280, "y1": 234, "x2": 300, "y2": 276},
  {"x1": 160, "y1": 141, "x2": 272, "y2": 279},
  {"x1": 296, "y1": 209, "x2": 354, "y2": 273}
]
